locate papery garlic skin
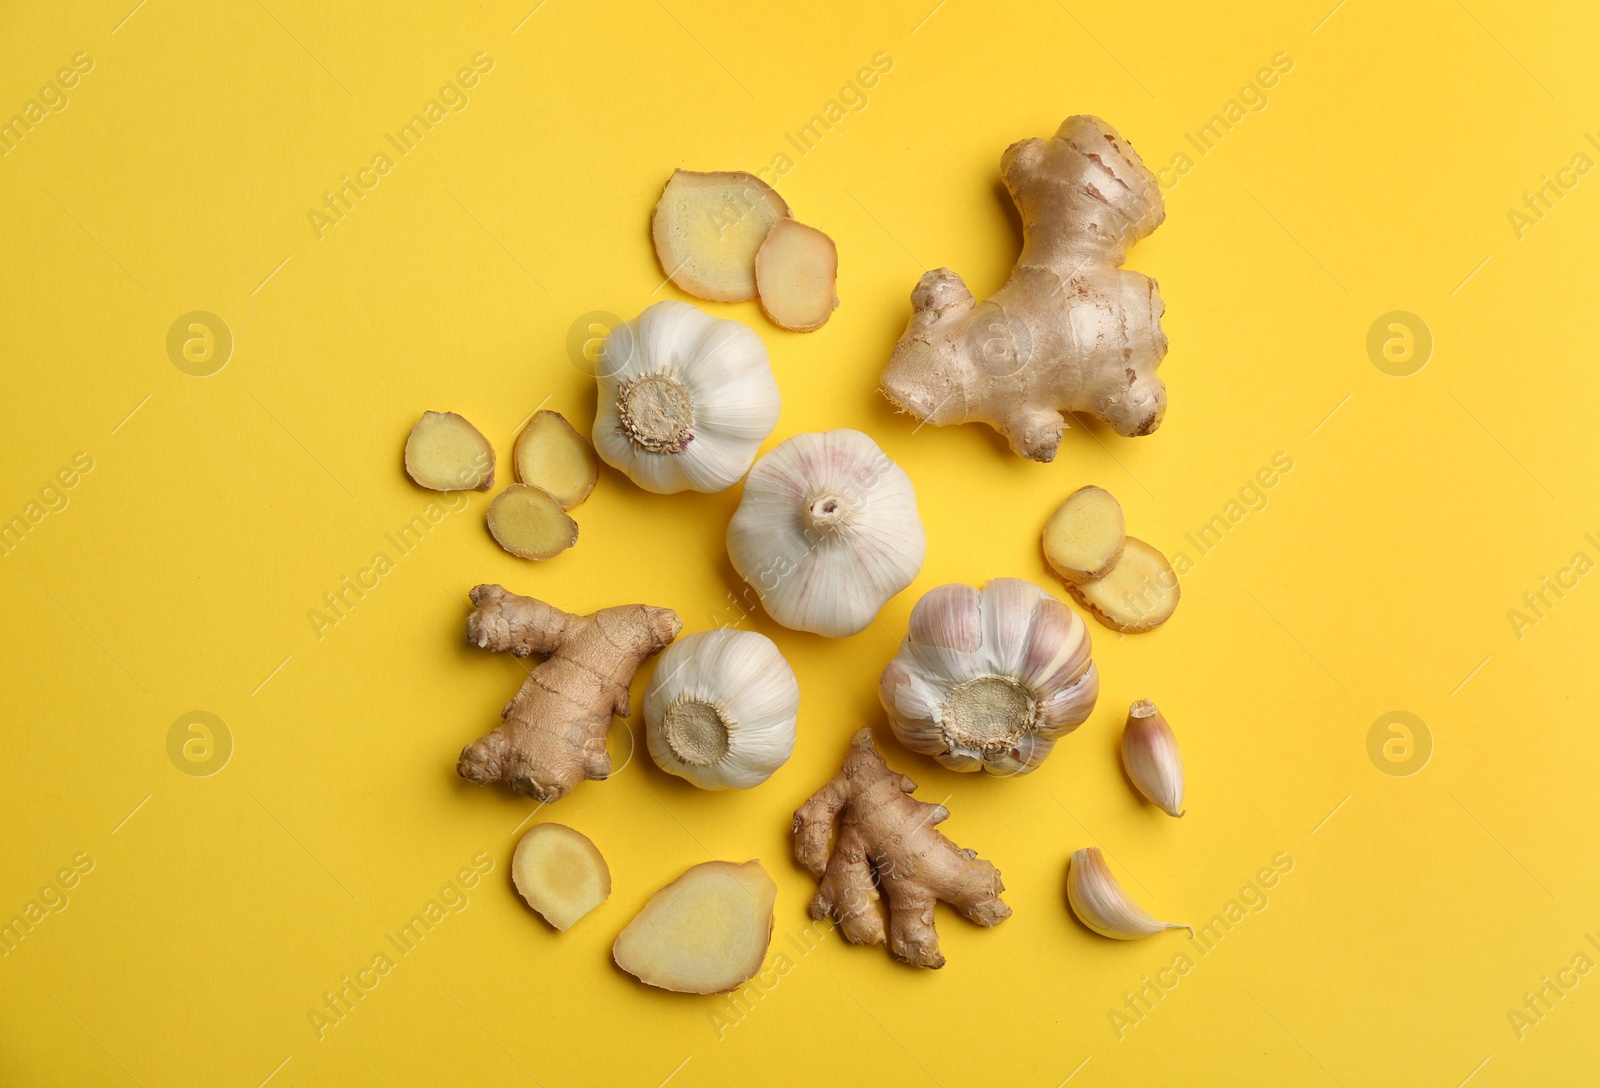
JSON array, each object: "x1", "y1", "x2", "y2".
[
  {"x1": 1066, "y1": 847, "x2": 1190, "y2": 940},
  {"x1": 644, "y1": 629, "x2": 799, "y2": 789},
  {"x1": 880, "y1": 578, "x2": 1097, "y2": 775},
  {"x1": 1121, "y1": 699, "x2": 1185, "y2": 816},
  {"x1": 593, "y1": 301, "x2": 781, "y2": 494},
  {"x1": 726, "y1": 429, "x2": 926, "y2": 637}
]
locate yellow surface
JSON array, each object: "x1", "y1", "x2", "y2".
[{"x1": 2, "y1": 1, "x2": 1597, "y2": 1085}]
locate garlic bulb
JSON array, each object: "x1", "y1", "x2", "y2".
[
  {"x1": 592, "y1": 301, "x2": 780, "y2": 494},
  {"x1": 726, "y1": 429, "x2": 926, "y2": 637},
  {"x1": 1067, "y1": 847, "x2": 1190, "y2": 940},
  {"x1": 879, "y1": 578, "x2": 1097, "y2": 775},
  {"x1": 1121, "y1": 699, "x2": 1185, "y2": 816},
  {"x1": 644, "y1": 629, "x2": 799, "y2": 789}
]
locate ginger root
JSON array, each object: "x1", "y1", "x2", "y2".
[
  {"x1": 514, "y1": 410, "x2": 598, "y2": 508},
  {"x1": 755, "y1": 218, "x2": 839, "y2": 332},
  {"x1": 512, "y1": 823, "x2": 610, "y2": 931},
  {"x1": 458, "y1": 585, "x2": 681, "y2": 802},
  {"x1": 1065, "y1": 537, "x2": 1179, "y2": 632},
  {"x1": 793, "y1": 728, "x2": 1010, "y2": 968},
  {"x1": 404, "y1": 411, "x2": 495, "y2": 490},
  {"x1": 612, "y1": 860, "x2": 777, "y2": 994},
  {"x1": 1043, "y1": 485, "x2": 1125, "y2": 583},
  {"x1": 880, "y1": 116, "x2": 1168, "y2": 462},
  {"x1": 652, "y1": 170, "x2": 790, "y2": 302},
  {"x1": 486, "y1": 484, "x2": 578, "y2": 561}
]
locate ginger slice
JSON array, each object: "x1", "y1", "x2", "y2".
[
  {"x1": 1066, "y1": 536, "x2": 1179, "y2": 632},
  {"x1": 486, "y1": 484, "x2": 577, "y2": 560},
  {"x1": 652, "y1": 170, "x2": 791, "y2": 302},
  {"x1": 1043, "y1": 485, "x2": 1125, "y2": 583},
  {"x1": 755, "y1": 219, "x2": 839, "y2": 332},
  {"x1": 612, "y1": 860, "x2": 776, "y2": 994},
  {"x1": 512, "y1": 823, "x2": 611, "y2": 931},
  {"x1": 514, "y1": 410, "x2": 598, "y2": 508},
  {"x1": 404, "y1": 411, "x2": 495, "y2": 491}
]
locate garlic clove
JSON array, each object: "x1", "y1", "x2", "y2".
[
  {"x1": 905, "y1": 583, "x2": 984, "y2": 680},
  {"x1": 1121, "y1": 699, "x2": 1185, "y2": 817},
  {"x1": 1066, "y1": 847, "x2": 1190, "y2": 940},
  {"x1": 976, "y1": 576, "x2": 1040, "y2": 669},
  {"x1": 726, "y1": 429, "x2": 926, "y2": 637},
  {"x1": 643, "y1": 629, "x2": 799, "y2": 790}
]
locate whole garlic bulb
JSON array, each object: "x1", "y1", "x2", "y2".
[
  {"x1": 726, "y1": 429, "x2": 926, "y2": 638},
  {"x1": 644, "y1": 629, "x2": 799, "y2": 789},
  {"x1": 880, "y1": 578, "x2": 1098, "y2": 775},
  {"x1": 592, "y1": 301, "x2": 781, "y2": 494}
]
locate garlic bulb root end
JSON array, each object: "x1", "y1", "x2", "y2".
[
  {"x1": 660, "y1": 696, "x2": 733, "y2": 767},
  {"x1": 617, "y1": 372, "x2": 695, "y2": 454}
]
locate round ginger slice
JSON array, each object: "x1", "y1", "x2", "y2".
[
  {"x1": 1066, "y1": 537, "x2": 1179, "y2": 632},
  {"x1": 514, "y1": 410, "x2": 598, "y2": 508},
  {"x1": 1043, "y1": 485, "x2": 1126, "y2": 583},
  {"x1": 755, "y1": 218, "x2": 839, "y2": 332},
  {"x1": 486, "y1": 484, "x2": 578, "y2": 560},
  {"x1": 404, "y1": 411, "x2": 495, "y2": 491},
  {"x1": 512, "y1": 823, "x2": 611, "y2": 932},
  {"x1": 612, "y1": 860, "x2": 777, "y2": 994},
  {"x1": 652, "y1": 170, "x2": 791, "y2": 302}
]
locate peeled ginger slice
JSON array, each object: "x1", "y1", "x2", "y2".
[
  {"x1": 486, "y1": 484, "x2": 577, "y2": 560},
  {"x1": 404, "y1": 411, "x2": 495, "y2": 491},
  {"x1": 1043, "y1": 485, "x2": 1125, "y2": 583},
  {"x1": 1066, "y1": 537, "x2": 1180, "y2": 632},
  {"x1": 652, "y1": 170, "x2": 790, "y2": 302},
  {"x1": 512, "y1": 823, "x2": 611, "y2": 932},
  {"x1": 612, "y1": 860, "x2": 776, "y2": 994},
  {"x1": 755, "y1": 219, "x2": 839, "y2": 332},
  {"x1": 514, "y1": 410, "x2": 598, "y2": 508}
]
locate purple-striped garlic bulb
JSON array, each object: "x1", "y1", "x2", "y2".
[{"x1": 879, "y1": 578, "x2": 1098, "y2": 775}]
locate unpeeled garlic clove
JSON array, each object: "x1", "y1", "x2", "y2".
[
  {"x1": 1120, "y1": 699, "x2": 1185, "y2": 817},
  {"x1": 1066, "y1": 847, "x2": 1190, "y2": 940}
]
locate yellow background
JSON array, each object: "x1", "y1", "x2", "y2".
[{"x1": 2, "y1": 0, "x2": 1596, "y2": 1084}]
